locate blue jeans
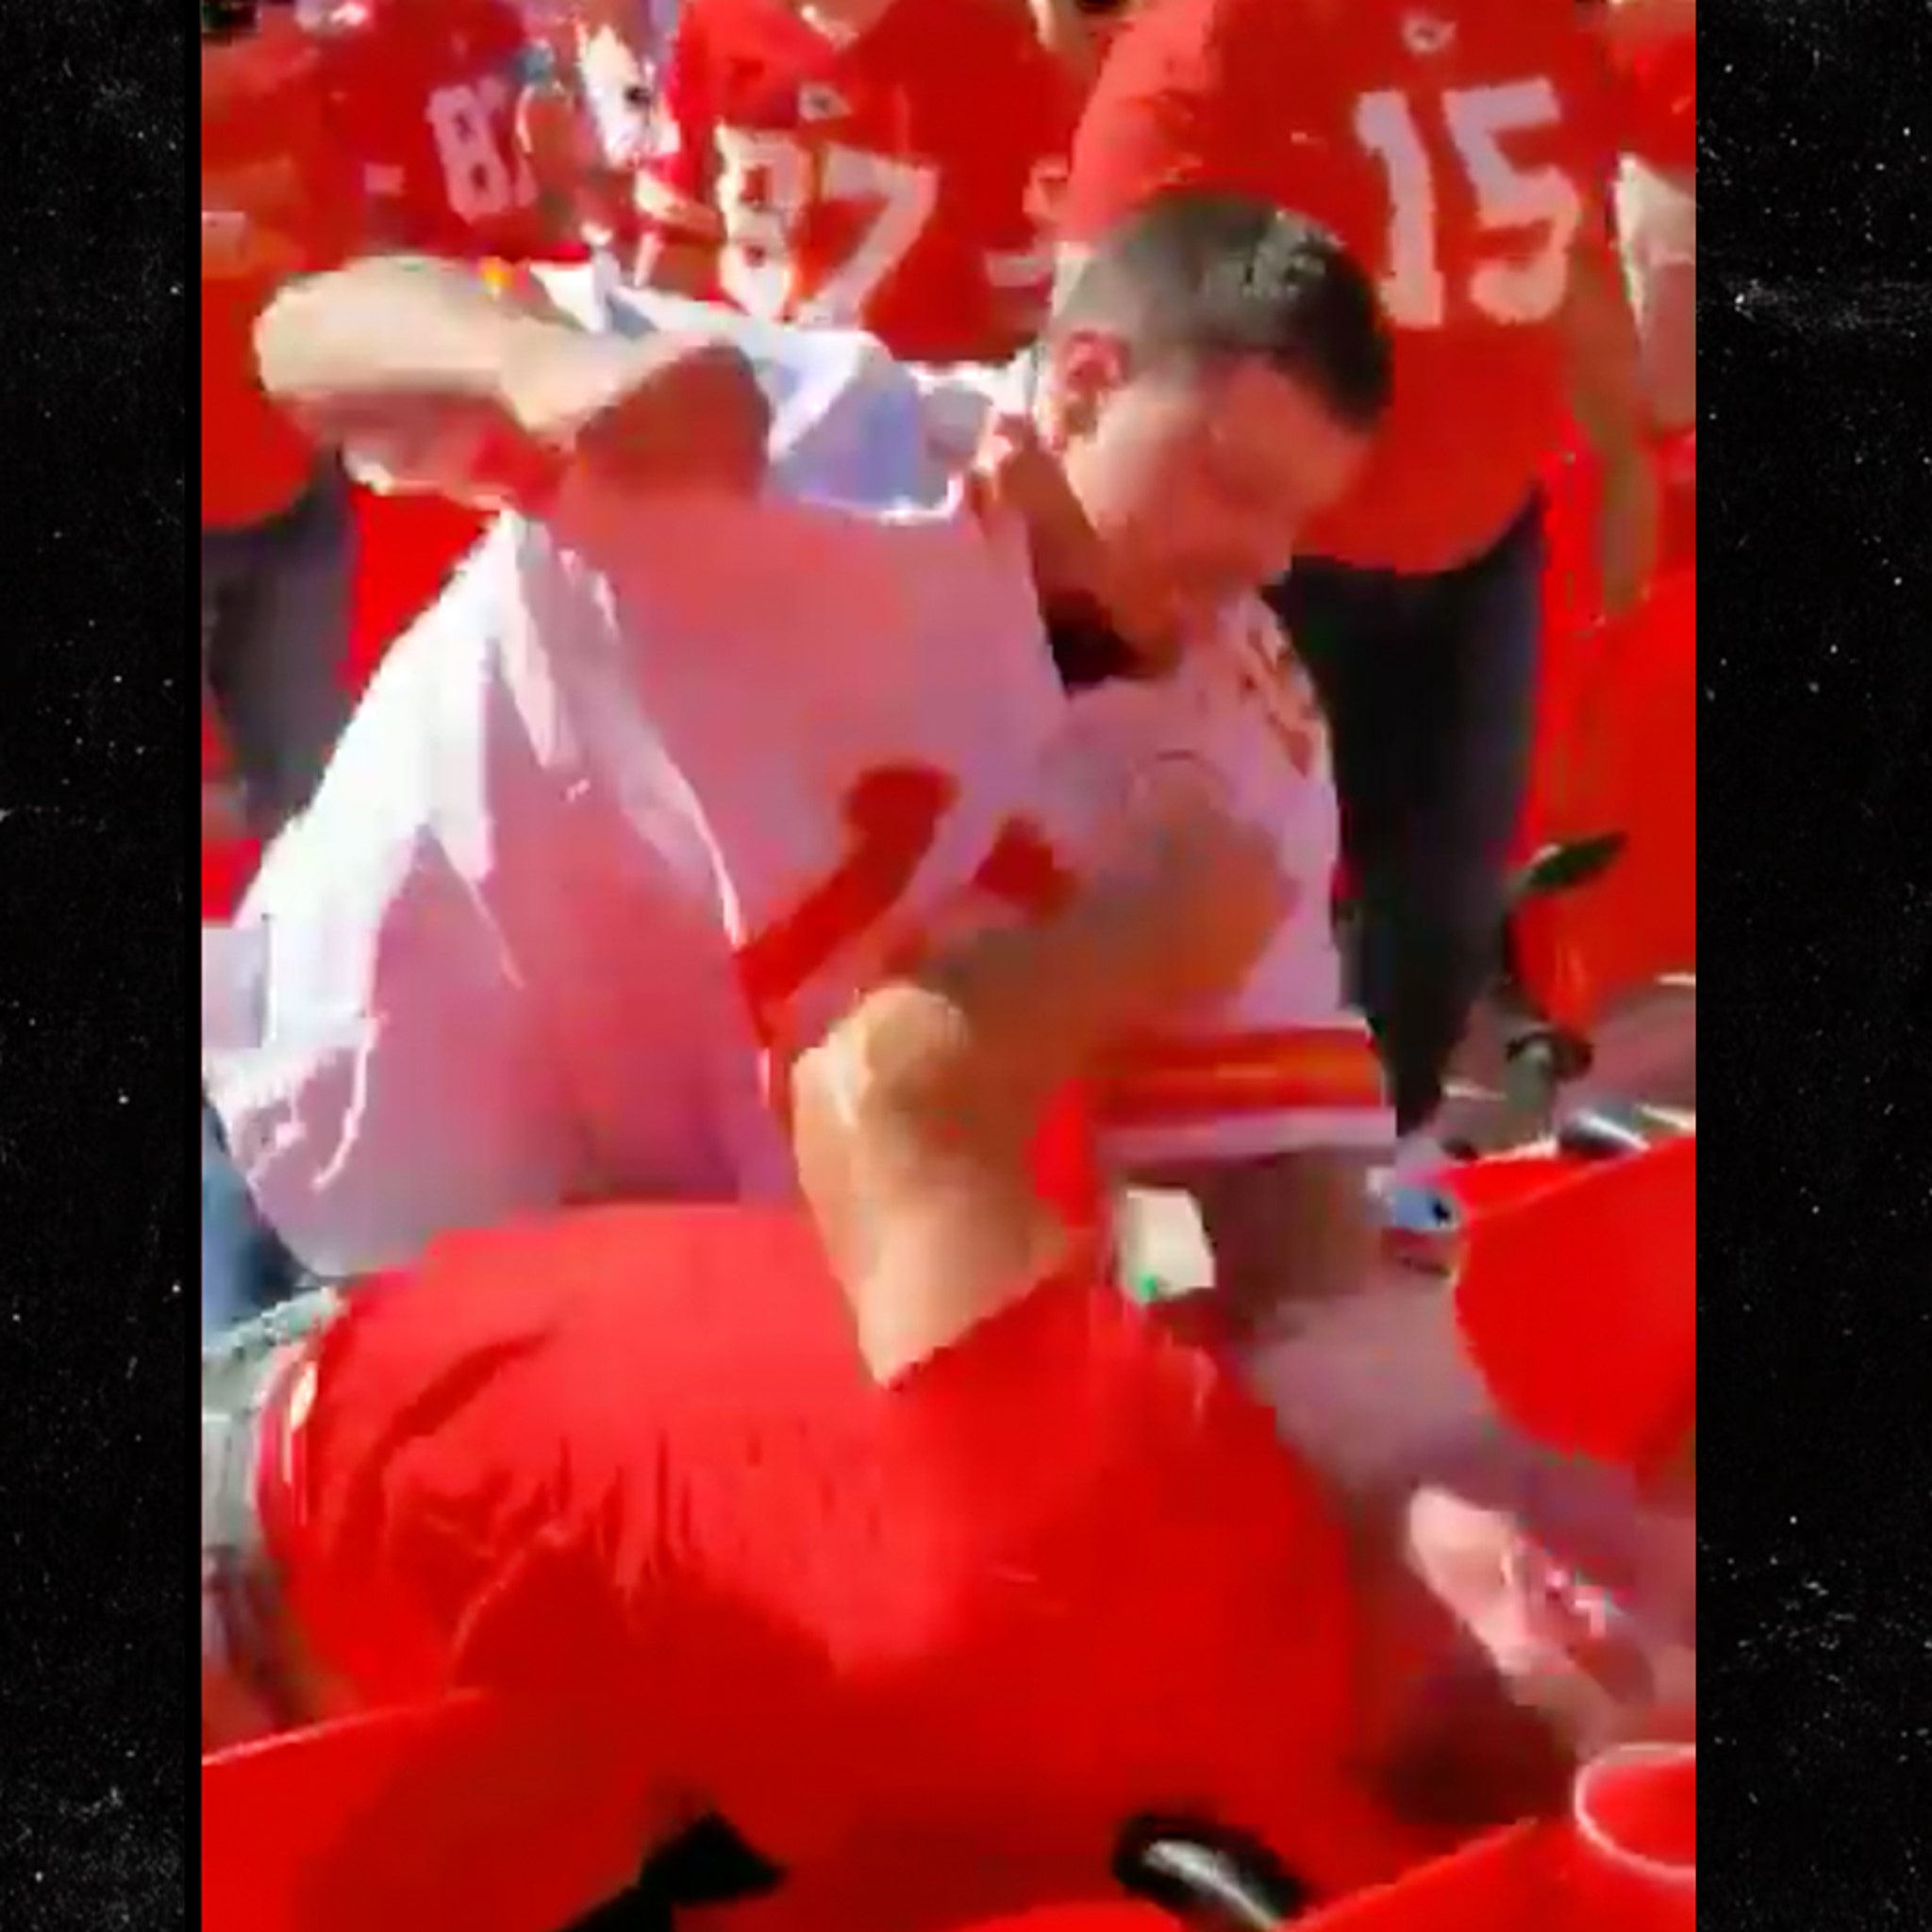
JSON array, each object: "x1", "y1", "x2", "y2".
[
  {"x1": 201, "y1": 1102, "x2": 304, "y2": 1341},
  {"x1": 1268, "y1": 501, "x2": 1545, "y2": 1133}
]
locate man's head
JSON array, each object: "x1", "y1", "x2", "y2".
[{"x1": 1034, "y1": 193, "x2": 1391, "y2": 652}]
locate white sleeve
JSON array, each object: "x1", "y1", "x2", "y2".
[
  {"x1": 530, "y1": 271, "x2": 953, "y2": 507},
  {"x1": 1077, "y1": 607, "x2": 1397, "y2": 1171},
  {"x1": 203, "y1": 824, "x2": 588, "y2": 1280},
  {"x1": 1095, "y1": 906, "x2": 1394, "y2": 1169}
]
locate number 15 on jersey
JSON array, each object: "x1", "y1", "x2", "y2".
[{"x1": 1354, "y1": 78, "x2": 1586, "y2": 329}]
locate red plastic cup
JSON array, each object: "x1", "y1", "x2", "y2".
[{"x1": 1566, "y1": 1741, "x2": 1696, "y2": 1931}]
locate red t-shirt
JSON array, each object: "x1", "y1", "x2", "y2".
[
  {"x1": 1612, "y1": 32, "x2": 1695, "y2": 176},
  {"x1": 306, "y1": 0, "x2": 568, "y2": 263},
  {"x1": 200, "y1": 26, "x2": 358, "y2": 529},
  {"x1": 636, "y1": 0, "x2": 1075, "y2": 362},
  {"x1": 271, "y1": 1205, "x2": 1413, "y2": 1911},
  {"x1": 1062, "y1": 0, "x2": 1618, "y2": 575}
]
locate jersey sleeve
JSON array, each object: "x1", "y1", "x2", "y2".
[
  {"x1": 1088, "y1": 611, "x2": 1395, "y2": 1171},
  {"x1": 206, "y1": 822, "x2": 585, "y2": 1281},
  {"x1": 632, "y1": 7, "x2": 723, "y2": 243}
]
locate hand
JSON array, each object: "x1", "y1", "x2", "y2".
[
  {"x1": 314, "y1": 328, "x2": 770, "y2": 509},
  {"x1": 1405, "y1": 1487, "x2": 1695, "y2": 1762},
  {"x1": 502, "y1": 329, "x2": 771, "y2": 497},
  {"x1": 1596, "y1": 448, "x2": 1660, "y2": 621},
  {"x1": 967, "y1": 411, "x2": 1184, "y2": 665}
]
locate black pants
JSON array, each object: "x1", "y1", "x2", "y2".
[
  {"x1": 1268, "y1": 501, "x2": 1545, "y2": 1134},
  {"x1": 202, "y1": 463, "x2": 356, "y2": 838}
]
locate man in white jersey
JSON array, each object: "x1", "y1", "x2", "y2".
[
  {"x1": 556, "y1": 243, "x2": 1402, "y2": 1325},
  {"x1": 206, "y1": 192, "x2": 1391, "y2": 1313}
]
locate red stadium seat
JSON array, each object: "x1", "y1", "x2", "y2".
[
  {"x1": 202, "y1": 1693, "x2": 649, "y2": 1932},
  {"x1": 1504, "y1": 429, "x2": 1695, "y2": 1055},
  {"x1": 927, "y1": 1813, "x2": 1682, "y2": 1932},
  {"x1": 1293, "y1": 1824, "x2": 1549, "y2": 1929},
  {"x1": 1438, "y1": 1151, "x2": 1586, "y2": 1222},
  {"x1": 1454, "y1": 1136, "x2": 1695, "y2": 1475}
]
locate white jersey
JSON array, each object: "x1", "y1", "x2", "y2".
[
  {"x1": 205, "y1": 295, "x2": 1065, "y2": 1277},
  {"x1": 1022, "y1": 602, "x2": 1393, "y2": 1170},
  {"x1": 546, "y1": 274, "x2": 1391, "y2": 1169},
  {"x1": 205, "y1": 283, "x2": 1384, "y2": 1279}
]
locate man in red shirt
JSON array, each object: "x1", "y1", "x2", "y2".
[
  {"x1": 203, "y1": 740, "x2": 1690, "y2": 1928},
  {"x1": 631, "y1": 0, "x2": 1078, "y2": 360},
  {"x1": 1603, "y1": 4, "x2": 1696, "y2": 428},
  {"x1": 201, "y1": 791, "x2": 1424, "y2": 1910},
  {"x1": 198, "y1": 0, "x2": 591, "y2": 833},
  {"x1": 1061, "y1": 0, "x2": 1658, "y2": 1162},
  {"x1": 201, "y1": 7, "x2": 366, "y2": 841},
  {"x1": 290, "y1": 0, "x2": 588, "y2": 263}
]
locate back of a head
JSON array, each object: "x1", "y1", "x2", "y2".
[{"x1": 1052, "y1": 192, "x2": 1394, "y2": 435}]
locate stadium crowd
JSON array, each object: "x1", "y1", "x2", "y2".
[{"x1": 200, "y1": 0, "x2": 1696, "y2": 1924}]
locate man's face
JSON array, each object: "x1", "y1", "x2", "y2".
[{"x1": 1041, "y1": 331, "x2": 1374, "y2": 645}]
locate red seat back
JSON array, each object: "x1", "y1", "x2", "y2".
[
  {"x1": 1455, "y1": 1137, "x2": 1695, "y2": 1474},
  {"x1": 203, "y1": 1693, "x2": 648, "y2": 1932}
]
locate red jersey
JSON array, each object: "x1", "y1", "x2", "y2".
[
  {"x1": 268, "y1": 1206, "x2": 1415, "y2": 1907},
  {"x1": 306, "y1": 0, "x2": 566, "y2": 262},
  {"x1": 1063, "y1": 0, "x2": 1618, "y2": 575},
  {"x1": 636, "y1": 0, "x2": 1075, "y2": 361},
  {"x1": 201, "y1": 28, "x2": 352, "y2": 529},
  {"x1": 1612, "y1": 32, "x2": 1694, "y2": 176}
]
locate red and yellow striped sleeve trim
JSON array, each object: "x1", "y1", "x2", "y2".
[{"x1": 1097, "y1": 1024, "x2": 1388, "y2": 1124}]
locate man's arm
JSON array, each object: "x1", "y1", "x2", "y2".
[
  {"x1": 792, "y1": 793, "x2": 1289, "y2": 1383},
  {"x1": 253, "y1": 254, "x2": 770, "y2": 508},
  {"x1": 1135, "y1": 1147, "x2": 1378, "y2": 1335},
  {"x1": 1562, "y1": 239, "x2": 1660, "y2": 614}
]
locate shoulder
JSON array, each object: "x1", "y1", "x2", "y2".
[{"x1": 1224, "y1": 596, "x2": 1326, "y2": 743}]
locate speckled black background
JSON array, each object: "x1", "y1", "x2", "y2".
[{"x1": 0, "y1": 0, "x2": 1927, "y2": 1924}]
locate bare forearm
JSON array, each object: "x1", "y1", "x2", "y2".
[
  {"x1": 1562, "y1": 244, "x2": 1649, "y2": 462},
  {"x1": 254, "y1": 255, "x2": 566, "y2": 412},
  {"x1": 793, "y1": 804, "x2": 1285, "y2": 1378},
  {"x1": 1139, "y1": 1148, "x2": 1377, "y2": 1336},
  {"x1": 254, "y1": 254, "x2": 769, "y2": 506},
  {"x1": 801, "y1": 836, "x2": 1276, "y2": 1265}
]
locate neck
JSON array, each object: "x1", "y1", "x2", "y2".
[{"x1": 1019, "y1": 410, "x2": 1186, "y2": 678}]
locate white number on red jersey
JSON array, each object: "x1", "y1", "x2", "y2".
[
  {"x1": 426, "y1": 75, "x2": 538, "y2": 224},
  {"x1": 1352, "y1": 78, "x2": 1584, "y2": 328},
  {"x1": 710, "y1": 128, "x2": 938, "y2": 325}
]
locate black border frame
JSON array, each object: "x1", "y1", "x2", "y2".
[
  {"x1": 1692, "y1": 6, "x2": 1932, "y2": 1924},
  {"x1": 1, "y1": 0, "x2": 1930, "y2": 1923},
  {"x1": 0, "y1": 0, "x2": 194, "y2": 1924}
]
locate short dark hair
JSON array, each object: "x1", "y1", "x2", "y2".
[
  {"x1": 201, "y1": 0, "x2": 293, "y2": 42},
  {"x1": 1052, "y1": 192, "x2": 1394, "y2": 433}
]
